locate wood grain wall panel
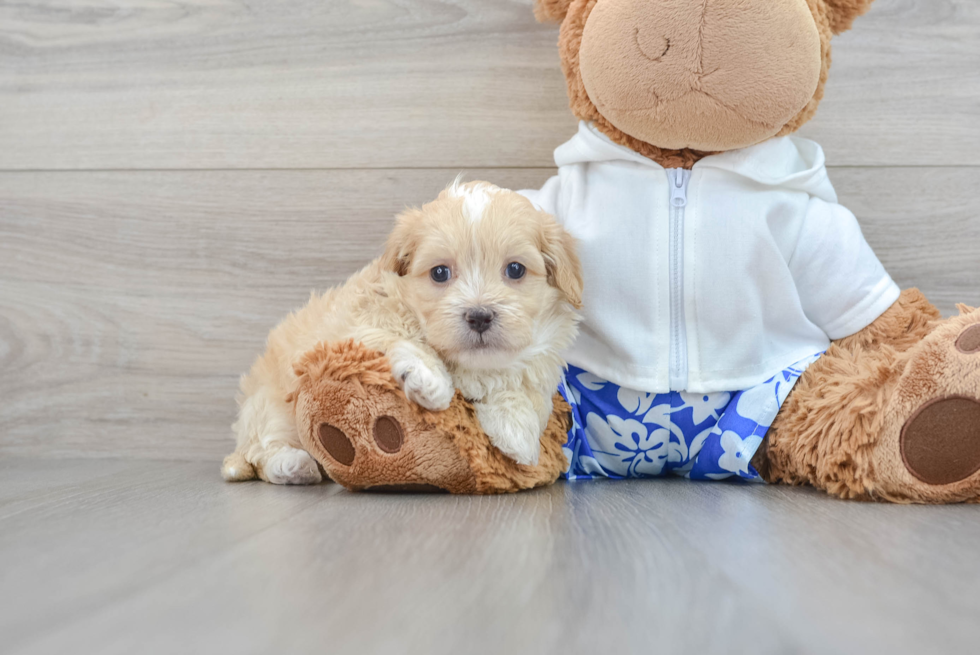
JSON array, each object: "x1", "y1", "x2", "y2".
[
  {"x1": 1, "y1": 166, "x2": 977, "y2": 459},
  {"x1": 1, "y1": 0, "x2": 978, "y2": 169}
]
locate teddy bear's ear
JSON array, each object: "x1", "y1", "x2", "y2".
[
  {"x1": 823, "y1": 0, "x2": 877, "y2": 35},
  {"x1": 534, "y1": 0, "x2": 573, "y2": 23}
]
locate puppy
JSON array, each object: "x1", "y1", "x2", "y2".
[{"x1": 222, "y1": 181, "x2": 582, "y2": 484}]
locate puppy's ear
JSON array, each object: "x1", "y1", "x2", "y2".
[
  {"x1": 534, "y1": 0, "x2": 573, "y2": 23},
  {"x1": 380, "y1": 208, "x2": 422, "y2": 277},
  {"x1": 540, "y1": 217, "x2": 583, "y2": 309},
  {"x1": 823, "y1": 0, "x2": 876, "y2": 35}
]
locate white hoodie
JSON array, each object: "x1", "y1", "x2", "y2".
[{"x1": 521, "y1": 122, "x2": 900, "y2": 393}]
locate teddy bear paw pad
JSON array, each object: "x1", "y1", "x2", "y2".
[
  {"x1": 900, "y1": 397, "x2": 980, "y2": 485},
  {"x1": 874, "y1": 309, "x2": 980, "y2": 501}
]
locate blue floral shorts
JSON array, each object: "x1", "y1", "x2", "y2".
[{"x1": 557, "y1": 354, "x2": 822, "y2": 481}]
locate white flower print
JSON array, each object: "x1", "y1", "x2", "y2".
[
  {"x1": 617, "y1": 388, "x2": 656, "y2": 415},
  {"x1": 640, "y1": 402, "x2": 673, "y2": 428},
  {"x1": 734, "y1": 381, "x2": 780, "y2": 425},
  {"x1": 576, "y1": 371, "x2": 608, "y2": 392},
  {"x1": 717, "y1": 431, "x2": 763, "y2": 476},
  {"x1": 684, "y1": 424, "x2": 719, "y2": 465},
  {"x1": 561, "y1": 354, "x2": 823, "y2": 481},
  {"x1": 641, "y1": 403, "x2": 688, "y2": 463},
  {"x1": 677, "y1": 391, "x2": 732, "y2": 425},
  {"x1": 585, "y1": 412, "x2": 669, "y2": 477}
]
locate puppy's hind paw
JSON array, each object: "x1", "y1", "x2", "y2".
[
  {"x1": 388, "y1": 344, "x2": 455, "y2": 411},
  {"x1": 221, "y1": 452, "x2": 257, "y2": 482},
  {"x1": 264, "y1": 447, "x2": 323, "y2": 485},
  {"x1": 476, "y1": 402, "x2": 542, "y2": 466}
]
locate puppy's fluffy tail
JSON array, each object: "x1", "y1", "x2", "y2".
[{"x1": 221, "y1": 451, "x2": 257, "y2": 482}]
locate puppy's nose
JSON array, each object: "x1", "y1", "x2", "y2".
[{"x1": 465, "y1": 308, "x2": 495, "y2": 334}]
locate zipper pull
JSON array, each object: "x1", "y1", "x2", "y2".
[{"x1": 669, "y1": 168, "x2": 691, "y2": 208}]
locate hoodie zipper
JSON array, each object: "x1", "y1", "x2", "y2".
[{"x1": 668, "y1": 168, "x2": 691, "y2": 391}]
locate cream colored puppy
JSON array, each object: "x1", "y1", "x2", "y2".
[{"x1": 222, "y1": 181, "x2": 582, "y2": 484}]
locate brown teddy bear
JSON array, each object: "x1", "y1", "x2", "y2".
[{"x1": 293, "y1": 0, "x2": 980, "y2": 502}]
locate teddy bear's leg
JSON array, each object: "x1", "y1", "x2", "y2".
[{"x1": 756, "y1": 290, "x2": 980, "y2": 503}]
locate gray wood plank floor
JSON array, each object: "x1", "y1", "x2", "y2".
[{"x1": 2, "y1": 458, "x2": 979, "y2": 655}]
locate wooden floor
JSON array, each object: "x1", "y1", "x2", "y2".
[
  {"x1": 2, "y1": 1, "x2": 980, "y2": 652},
  {"x1": 3, "y1": 458, "x2": 980, "y2": 655}
]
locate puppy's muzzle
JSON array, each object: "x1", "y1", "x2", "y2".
[{"x1": 464, "y1": 308, "x2": 495, "y2": 334}]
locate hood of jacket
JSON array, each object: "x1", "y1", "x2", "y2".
[{"x1": 554, "y1": 121, "x2": 838, "y2": 204}]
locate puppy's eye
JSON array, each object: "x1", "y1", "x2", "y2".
[
  {"x1": 505, "y1": 262, "x2": 526, "y2": 280},
  {"x1": 430, "y1": 265, "x2": 452, "y2": 283}
]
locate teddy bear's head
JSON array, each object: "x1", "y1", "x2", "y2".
[{"x1": 535, "y1": 0, "x2": 876, "y2": 166}]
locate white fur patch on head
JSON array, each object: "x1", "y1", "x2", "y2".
[{"x1": 445, "y1": 177, "x2": 503, "y2": 223}]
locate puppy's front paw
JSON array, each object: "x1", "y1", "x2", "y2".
[
  {"x1": 388, "y1": 343, "x2": 455, "y2": 411},
  {"x1": 264, "y1": 447, "x2": 323, "y2": 485},
  {"x1": 475, "y1": 401, "x2": 542, "y2": 466}
]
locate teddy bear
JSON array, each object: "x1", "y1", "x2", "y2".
[{"x1": 290, "y1": 0, "x2": 980, "y2": 503}]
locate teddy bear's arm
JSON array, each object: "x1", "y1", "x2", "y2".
[{"x1": 787, "y1": 197, "x2": 901, "y2": 340}]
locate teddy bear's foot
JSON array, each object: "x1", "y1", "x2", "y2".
[
  {"x1": 874, "y1": 307, "x2": 980, "y2": 503},
  {"x1": 289, "y1": 342, "x2": 479, "y2": 493},
  {"x1": 290, "y1": 340, "x2": 571, "y2": 494}
]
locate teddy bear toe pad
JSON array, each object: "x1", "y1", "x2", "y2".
[
  {"x1": 372, "y1": 416, "x2": 405, "y2": 453},
  {"x1": 319, "y1": 422, "x2": 356, "y2": 465},
  {"x1": 955, "y1": 324, "x2": 980, "y2": 354},
  {"x1": 316, "y1": 415, "x2": 407, "y2": 467}
]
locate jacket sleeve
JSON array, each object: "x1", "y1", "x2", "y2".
[
  {"x1": 788, "y1": 197, "x2": 901, "y2": 340},
  {"x1": 518, "y1": 175, "x2": 562, "y2": 216}
]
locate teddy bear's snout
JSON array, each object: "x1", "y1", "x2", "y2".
[{"x1": 577, "y1": 0, "x2": 823, "y2": 151}]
